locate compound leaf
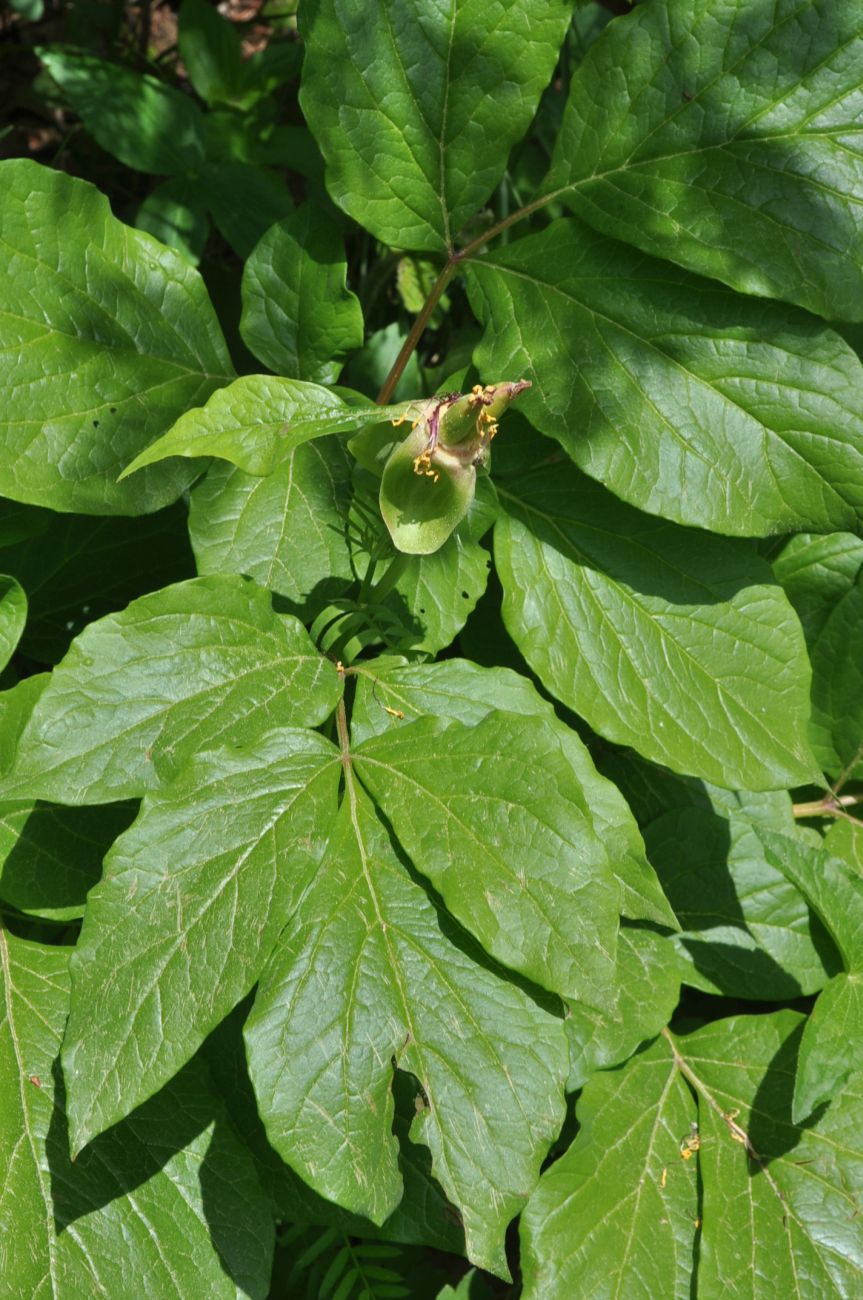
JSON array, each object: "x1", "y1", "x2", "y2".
[{"x1": 246, "y1": 780, "x2": 568, "y2": 1277}]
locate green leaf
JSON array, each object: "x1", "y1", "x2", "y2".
[
  {"x1": 773, "y1": 531, "x2": 863, "y2": 645},
  {"x1": 349, "y1": 655, "x2": 675, "y2": 929},
  {"x1": 0, "y1": 160, "x2": 233, "y2": 514},
  {"x1": 761, "y1": 832, "x2": 863, "y2": 972},
  {"x1": 520, "y1": 1034, "x2": 698, "y2": 1300},
  {"x1": 565, "y1": 927, "x2": 682, "y2": 1092},
  {"x1": 179, "y1": 0, "x2": 244, "y2": 107},
  {"x1": 298, "y1": 0, "x2": 571, "y2": 251},
  {"x1": 0, "y1": 928, "x2": 274, "y2": 1298},
  {"x1": 0, "y1": 576, "x2": 26, "y2": 674},
  {"x1": 40, "y1": 48, "x2": 207, "y2": 174},
  {"x1": 2, "y1": 575, "x2": 341, "y2": 803},
  {"x1": 241, "y1": 205, "x2": 364, "y2": 383},
  {"x1": 246, "y1": 780, "x2": 568, "y2": 1277},
  {"x1": 824, "y1": 819, "x2": 863, "y2": 876},
  {"x1": 467, "y1": 218, "x2": 863, "y2": 536},
  {"x1": 793, "y1": 973, "x2": 863, "y2": 1124},
  {"x1": 644, "y1": 811, "x2": 838, "y2": 1000},
  {"x1": 495, "y1": 464, "x2": 819, "y2": 790},
  {"x1": 121, "y1": 375, "x2": 412, "y2": 478},
  {"x1": 4, "y1": 502, "x2": 194, "y2": 664},
  {"x1": 544, "y1": 0, "x2": 863, "y2": 321},
  {"x1": 676, "y1": 1011, "x2": 863, "y2": 1297},
  {"x1": 136, "y1": 176, "x2": 211, "y2": 264},
  {"x1": 760, "y1": 831, "x2": 863, "y2": 1120},
  {"x1": 808, "y1": 568, "x2": 863, "y2": 781},
  {"x1": 0, "y1": 801, "x2": 136, "y2": 922},
  {"x1": 188, "y1": 438, "x2": 354, "y2": 617},
  {"x1": 354, "y1": 712, "x2": 619, "y2": 1004},
  {"x1": 200, "y1": 161, "x2": 294, "y2": 258},
  {"x1": 62, "y1": 729, "x2": 338, "y2": 1153}
]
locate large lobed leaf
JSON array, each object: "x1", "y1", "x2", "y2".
[
  {"x1": 0, "y1": 160, "x2": 233, "y2": 514},
  {"x1": 543, "y1": 0, "x2": 863, "y2": 321}
]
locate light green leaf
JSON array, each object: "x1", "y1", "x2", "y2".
[
  {"x1": 0, "y1": 928, "x2": 274, "y2": 1298},
  {"x1": 121, "y1": 375, "x2": 412, "y2": 478},
  {"x1": 40, "y1": 47, "x2": 207, "y2": 174},
  {"x1": 644, "y1": 811, "x2": 838, "y2": 1000},
  {"x1": 495, "y1": 464, "x2": 819, "y2": 790},
  {"x1": 189, "y1": 438, "x2": 354, "y2": 617},
  {"x1": 349, "y1": 655, "x2": 675, "y2": 928},
  {"x1": 808, "y1": 569, "x2": 863, "y2": 781},
  {"x1": 520, "y1": 1034, "x2": 697, "y2": 1300},
  {"x1": 241, "y1": 205, "x2": 363, "y2": 383},
  {"x1": 298, "y1": 0, "x2": 572, "y2": 251},
  {"x1": 0, "y1": 801, "x2": 136, "y2": 922},
  {"x1": 2, "y1": 576, "x2": 341, "y2": 803},
  {"x1": 565, "y1": 927, "x2": 682, "y2": 1092},
  {"x1": 0, "y1": 160, "x2": 233, "y2": 514},
  {"x1": 544, "y1": 0, "x2": 863, "y2": 320},
  {"x1": 677, "y1": 1011, "x2": 863, "y2": 1297},
  {"x1": 62, "y1": 729, "x2": 338, "y2": 1153},
  {"x1": 0, "y1": 576, "x2": 26, "y2": 674},
  {"x1": 354, "y1": 712, "x2": 619, "y2": 1004},
  {"x1": 246, "y1": 781, "x2": 568, "y2": 1277},
  {"x1": 467, "y1": 219, "x2": 863, "y2": 536},
  {"x1": 773, "y1": 532, "x2": 863, "y2": 646},
  {"x1": 793, "y1": 973, "x2": 863, "y2": 1124}
]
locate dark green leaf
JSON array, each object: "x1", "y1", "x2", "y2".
[
  {"x1": 136, "y1": 177, "x2": 211, "y2": 265},
  {"x1": 200, "y1": 162, "x2": 294, "y2": 258},
  {"x1": 468, "y1": 219, "x2": 863, "y2": 535},
  {"x1": 299, "y1": 0, "x2": 571, "y2": 251},
  {"x1": 241, "y1": 205, "x2": 363, "y2": 383},
  {"x1": 496, "y1": 464, "x2": 819, "y2": 789},
  {"x1": 40, "y1": 48, "x2": 206, "y2": 174},
  {"x1": 0, "y1": 160, "x2": 233, "y2": 514},
  {"x1": 179, "y1": 0, "x2": 244, "y2": 107},
  {"x1": 544, "y1": 0, "x2": 863, "y2": 320}
]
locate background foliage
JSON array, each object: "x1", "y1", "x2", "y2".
[{"x1": 2, "y1": 0, "x2": 863, "y2": 1295}]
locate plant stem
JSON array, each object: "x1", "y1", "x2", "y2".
[
  {"x1": 375, "y1": 188, "x2": 563, "y2": 405},
  {"x1": 793, "y1": 792, "x2": 863, "y2": 824},
  {"x1": 336, "y1": 695, "x2": 351, "y2": 765}
]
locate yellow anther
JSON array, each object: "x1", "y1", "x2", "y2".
[
  {"x1": 391, "y1": 413, "x2": 408, "y2": 427},
  {"x1": 412, "y1": 450, "x2": 439, "y2": 482}
]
